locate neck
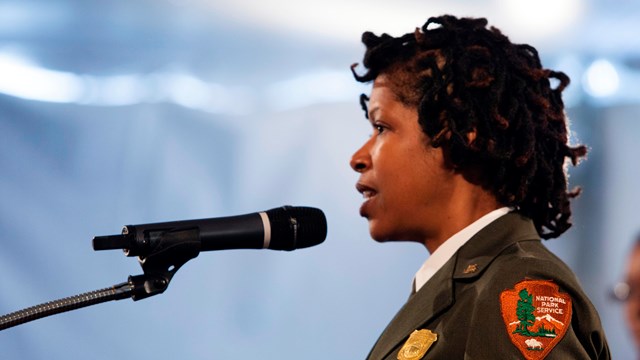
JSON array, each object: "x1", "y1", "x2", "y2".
[{"x1": 423, "y1": 184, "x2": 503, "y2": 254}]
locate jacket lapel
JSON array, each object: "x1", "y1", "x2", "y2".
[{"x1": 367, "y1": 258, "x2": 455, "y2": 360}]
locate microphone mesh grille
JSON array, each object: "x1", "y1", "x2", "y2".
[{"x1": 266, "y1": 206, "x2": 327, "y2": 251}]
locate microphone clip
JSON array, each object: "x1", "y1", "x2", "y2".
[{"x1": 94, "y1": 227, "x2": 202, "y2": 301}]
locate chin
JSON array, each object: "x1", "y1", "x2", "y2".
[
  {"x1": 368, "y1": 222, "x2": 424, "y2": 245},
  {"x1": 370, "y1": 236, "x2": 388, "y2": 243},
  {"x1": 368, "y1": 223, "x2": 402, "y2": 243},
  {"x1": 368, "y1": 224, "x2": 389, "y2": 243}
]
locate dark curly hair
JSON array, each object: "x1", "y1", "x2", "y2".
[{"x1": 351, "y1": 15, "x2": 586, "y2": 239}]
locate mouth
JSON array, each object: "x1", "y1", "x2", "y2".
[
  {"x1": 356, "y1": 183, "x2": 377, "y2": 199},
  {"x1": 356, "y1": 182, "x2": 377, "y2": 216}
]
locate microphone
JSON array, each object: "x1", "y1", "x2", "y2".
[{"x1": 92, "y1": 206, "x2": 327, "y2": 257}]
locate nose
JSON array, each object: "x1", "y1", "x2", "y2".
[{"x1": 350, "y1": 140, "x2": 372, "y2": 173}]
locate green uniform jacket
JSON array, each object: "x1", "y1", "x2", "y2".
[{"x1": 367, "y1": 212, "x2": 610, "y2": 360}]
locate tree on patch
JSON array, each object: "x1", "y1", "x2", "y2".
[{"x1": 514, "y1": 288, "x2": 535, "y2": 336}]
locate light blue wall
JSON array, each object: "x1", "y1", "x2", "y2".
[{"x1": 1, "y1": 1, "x2": 639, "y2": 359}]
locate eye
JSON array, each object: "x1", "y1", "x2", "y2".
[{"x1": 374, "y1": 123, "x2": 386, "y2": 134}]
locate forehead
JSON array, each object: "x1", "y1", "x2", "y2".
[
  {"x1": 367, "y1": 76, "x2": 423, "y2": 128},
  {"x1": 367, "y1": 77, "x2": 402, "y2": 116},
  {"x1": 369, "y1": 75, "x2": 402, "y2": 103}
]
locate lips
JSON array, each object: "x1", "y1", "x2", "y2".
[
  {"x1": 356, "y1": 182, "x2": 377, "y2": 216},
  {"x1": 356, "y1": 182, "x2": 377, "y2": 198}
]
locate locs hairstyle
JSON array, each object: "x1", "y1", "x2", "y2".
[{"x1": 351, "y1": 15, "x2": 586, "y2": 239}]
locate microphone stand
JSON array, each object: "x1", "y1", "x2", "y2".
[{"x1": 0, "y1": 228, "x2": 201, "y2": 331}]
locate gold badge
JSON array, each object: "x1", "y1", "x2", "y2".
[{"x1": 397, "y1": 329, "x2": 437, "y2": 360}]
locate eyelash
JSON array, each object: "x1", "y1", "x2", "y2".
[{"x1": 373, "y1": 123, "x2": 386, "y2": 134}]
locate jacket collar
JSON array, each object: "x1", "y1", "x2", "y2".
[
  {"x1": 367, "y1": 212, "x2": 539, "y2": 360},
  {"x1": 452, "y1": 212, "x2": 539, "y2": 280}
]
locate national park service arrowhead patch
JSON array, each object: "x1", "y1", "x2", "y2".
[{"x1": 500, "y1": 280, "x2": 572, "y2": 360}]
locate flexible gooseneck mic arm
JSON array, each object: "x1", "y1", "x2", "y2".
[{"x1": 0, "y1": 226, "x2": 201, "y2": 331}]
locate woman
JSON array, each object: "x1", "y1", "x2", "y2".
[{"x1": 350, "y1": 15, "x2": 610, "y2": 359}]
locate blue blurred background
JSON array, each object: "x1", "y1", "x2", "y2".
[{"x1": 1, "y1": 0, "x2": 639, "y2": 358}]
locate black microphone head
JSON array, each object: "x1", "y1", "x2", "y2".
[{"x1": 266, "y1": 206, "x2": 327, "y2": 251}]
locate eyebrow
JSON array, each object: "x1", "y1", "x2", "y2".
[{"x1": 368, "y1": 106, "x2": 380, "y2": 121}]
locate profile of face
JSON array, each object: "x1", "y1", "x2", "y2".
[
  {"x1": 625, "y1": 244, "x2": 640, "y2": 348},
  {"x1": 349, "y1": 74, "x2": 455, "y2": 247}
]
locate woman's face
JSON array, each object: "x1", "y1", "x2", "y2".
[{"x1": 350, "y1": 75, "x2": 455, "y2": 246}]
